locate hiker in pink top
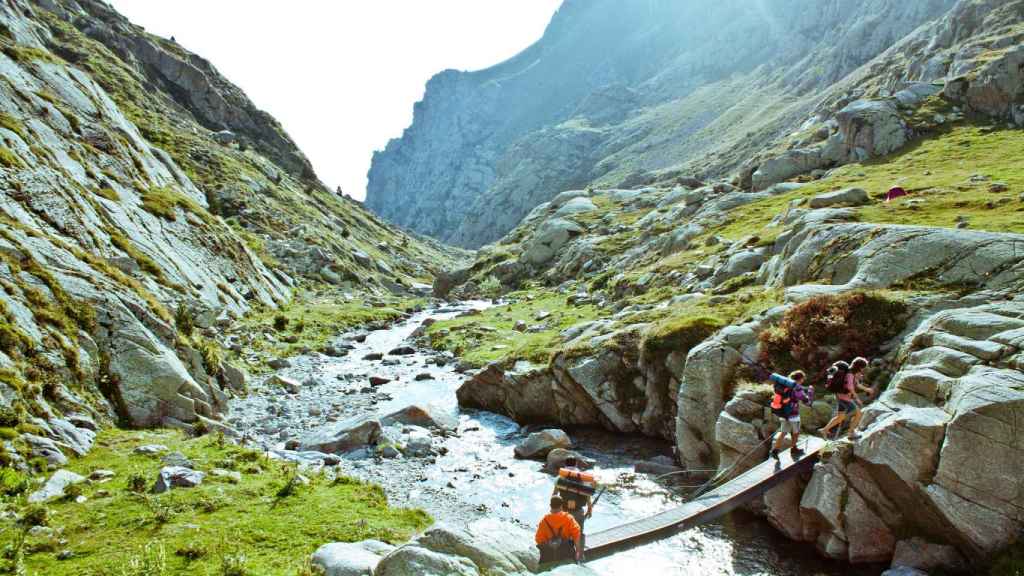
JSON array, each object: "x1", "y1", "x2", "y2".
[{"x1": 819, "y1": 357, "x2": 874, "y2": 440}]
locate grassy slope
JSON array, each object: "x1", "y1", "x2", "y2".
[
  {"x1": 435, "y1": 122, "x2": 1024, "y2": 372},
  {"x1": 1, "y1": 430, "x2": 429, "y2": 576}
]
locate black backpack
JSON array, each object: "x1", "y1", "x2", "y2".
[{"x1": 826, "y1": 361, "x2": 850, "y2": 394}]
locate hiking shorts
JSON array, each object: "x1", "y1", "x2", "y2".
[
  {"x1": 836, "y1": 399, "x2": 857, "y2": 414},
  {"x1": 779, "y1": 415, "x2": 800, "y2": 434}
]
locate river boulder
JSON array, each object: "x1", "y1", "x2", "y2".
[
  {"x1": 299, "y1": 416, "x2": 383, "y2": 454},
  {"x1": 311, "y1": 540, "x2": 395, "y2": 576},
  {"x1": 514, "y1": 429, "x2": 572, "y2": 460}
]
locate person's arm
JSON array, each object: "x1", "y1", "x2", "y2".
[
  {"x1": 535, "y1": 520, "x2": 546, "y2": 545},
  {"x1": 584, "y1": 495, "x2": 593, "y2": 519}
]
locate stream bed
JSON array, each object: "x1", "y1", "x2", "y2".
[{"x1": 229, "y1": 302, "x2": 883, "y2": 575}]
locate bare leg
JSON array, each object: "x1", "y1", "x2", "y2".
[
  {"x1": 847, "y1": 408, "x2": 864, "y2": 437},
  {"x1": 819, "y1": 413, "x2": 846, "y2": 436}
]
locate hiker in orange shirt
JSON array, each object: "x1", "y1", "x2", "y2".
[{"x1": 535, "y1": 495, "x2": 582, "y2": 563}]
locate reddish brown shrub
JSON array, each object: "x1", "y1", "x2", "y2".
[{"x1": 758, "y1": 291, "x2": 907, "y2": 384}]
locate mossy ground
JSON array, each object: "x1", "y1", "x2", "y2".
[
  {"x1": 233, "y1": 287, "x2": 421, "y2": 372},
  {"x1": 426, "y1": 288, "x2": 602, "y2": 368},
  {"x1": 0, "y1": 429, "x2": 430, "y2": 576}
]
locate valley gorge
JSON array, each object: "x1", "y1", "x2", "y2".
[{"x1": 2, "y1": 0, "x2": 1024, "y2": 575}]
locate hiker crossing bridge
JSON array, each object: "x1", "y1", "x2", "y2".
[{"x1": 584, "y1": 436, "x2": 827, "y2": 560}]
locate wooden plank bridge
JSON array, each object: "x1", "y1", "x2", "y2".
[{"x1": 584, "y1": 436, "x2": 826, "y2": 560}]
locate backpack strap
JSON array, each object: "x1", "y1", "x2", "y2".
[{"x1": 543, "y1": 518, "x2": 562, "y2": 541}]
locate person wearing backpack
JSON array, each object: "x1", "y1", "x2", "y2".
[
  {"x1": 766, "y1": 370, "x2": 813, "y2": 460},
  {"x1": 819, "y1": 357, "x2": 874, "y2": 440},
  {"x1": 535, "y1": 495, "x2": 582, "y2": 564}
]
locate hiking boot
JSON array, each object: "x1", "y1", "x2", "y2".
[
  {"x1": 770, "y1": 449, "x2": 780, "y2": 461},
  {"x1": 790, "y1": 446, "x2": 805, "y2": 459}
]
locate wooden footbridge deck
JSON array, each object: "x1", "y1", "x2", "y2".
[{"x1": 584, "y1": 436, "x2": 826, "y2": 560}]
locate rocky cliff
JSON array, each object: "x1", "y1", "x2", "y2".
[
  {"x1": 0, "y1": 0, "x2": 455, "y2": 462},
  {"x1": 366, "y1": 0, "x2": 981, "y2": 247}
]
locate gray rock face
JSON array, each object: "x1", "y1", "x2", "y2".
[
  {"x1": 791, "y1": 301, "x2": 1024, "y2": 566},
  {"x1": 808, "y1": 188, "x2": 869, "y2": 208},
  {"x1": 311, "y1": 540, "x2": 394, "y2": 576},
  {"x1": 28, "y1": 469, "x2": 86, "y2": 503},
  {"x1": 375, "y1": 545, "x2": 479, "y2": 576},
  {"x1": 835, "y1": 100, "x2": 908, "y2": 159},
  {"x1": 521, "y1": 218, "x2": 583, "y2": 265},
  {"x1": 367, "y1": 0, "x2": 960, "y2": 247},
  {"x1": 152, "y1": 466, "x2": 205, "y2": 494}
]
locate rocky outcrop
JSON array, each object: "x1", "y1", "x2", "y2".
[
  {"x1": 720, "y1": 300, "x2": 1024, "y2": 567},
  {"x1": 367, "y1": 0, "x2": 963, "y2": 247},
  {"x1": 374, "y1": 520, "x2": 538, "y2": 576}
]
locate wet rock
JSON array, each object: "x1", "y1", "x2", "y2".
[
  {"x1": 634, "y1": 455, "x2": 683, "y2": 476},
  {"x1": 152, "y1": 466, "x2": 205, "y2": 494},
  {"x1": 369, "y1": 376, "x2": 392, "y2": 387},
  {"x1": 28, "y1": 470, "x2": 86, "y2": 503},
  {"x1": 381, "y1": 404, "x2": 458, "y2": 432},
  {"x1": 312, "y1": 540, "x2": 395, "y2": 576},
  {"x1": 267, "y1": 375, "x2": 302, "y2": 394},
  {"x1": 414, "y1": 372, "x2": 434, "y2": 381},
  {"x1": 545, "y1": 448, "x2": 593, "y2": 472},
  {"x1": 364, "y1": 352, "x2": 384, "y2": 361},
  {"x1": 514, "y1": 429, "x2": 571, "y2": 460},
  {"x1": 300, "y1": 417, "x2": 383, "y2": 454},
  {"x1": 389, "y1": 346, "x2": 416, "y2": 356},
  {"x1": 268, "y1": 358, "x2": 292, "y2": 369}
]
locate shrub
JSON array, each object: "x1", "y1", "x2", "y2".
[
  {"x1": 193, "y1": 418, "x2": 210, "y2": 437},
  {"x1": 273, "y1": 314, "x2": 289, "y2": 332},
  {"x1": 479, "y1": 275, "x2": 502, "y2": 298},
  {"x1": 0, "y1": 468, "x2": 30, "y2": 496},
  {"x1": 17, "y1": 504, "x2": 49, "y2": 528},
  {"x1": 0, "y1": 406, "x2": 20, "y2": 428},
  {"x1": 126, "y1": 472, "x2": 147, "y2": 494},
  {"x1": 175, "y1": 302, "x2": 194, "y2": 337},
  {"x1": 62, "y1": 482, "x2": 84, "y2": 501},
  {"x1": 759, "y1": 291, "x2": 908, "y2": 381}
]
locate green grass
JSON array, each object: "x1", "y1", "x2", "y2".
[
  {"x1": 0, "y1": 146, "x2": 23, "y2": 169},
  {"x1": 713, "y1": 125, "x2": 1024, "y2": 243},
  {"x1": 0, "y1": 111, "x2": 27, "y2": 140},
  {"x1": 2, "y1": 44, "x2": 61, "y2": 65},
  {"x1": 93, "y1": 187, "x2": 120, "y2": 202},
  {"x1": 0, "y1": 429, "x2": 430, "y2": 576},
  {"x1": 235, "y1": 288, "x2": 417, "y2": 370},
  {"x1": 141, "y1": 186, "x2": 213, "y2": 224},
  {"x1": 427, "y1": 288, "x2": 602, "y2": 368}
]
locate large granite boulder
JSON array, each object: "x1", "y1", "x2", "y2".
[
  {"x1": 300, "y1": 416, "x2": 383, "y2": 454},
  {"x1": 311, "y1": 540, "x2": 395, "y2": 576}
]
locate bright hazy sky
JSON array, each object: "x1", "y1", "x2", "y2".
[{"x1": 107, "y1": 1, "x2": 563, "y2": 200}]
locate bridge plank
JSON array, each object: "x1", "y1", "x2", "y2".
[{"x1": 585, "y1": 436, "x2": 826, "y2": 558}]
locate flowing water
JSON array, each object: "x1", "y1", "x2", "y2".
[{"x1": 229, "y1": 302, "x2": 884, "y2": 576}]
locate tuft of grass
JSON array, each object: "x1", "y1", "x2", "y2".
[
  {"x1": 0, "y1": 429, "x2": 430, "y2": 575},
  {"x1": 0, "y1": 111, "x2": 27, "y2": 139},
  {"x1": 94, "y1": 186, "x2": 120, "y2": 202},
  {"x1": 0, "y1": 146, "x2": 23, "y2": 169},
  {"x1": 2, "y1": 44, "x2": 61, "y2": 65}
]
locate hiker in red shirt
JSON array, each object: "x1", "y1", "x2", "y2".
[{"x1": 535, "y1": 495, "x2": 582, "y2": 563}]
